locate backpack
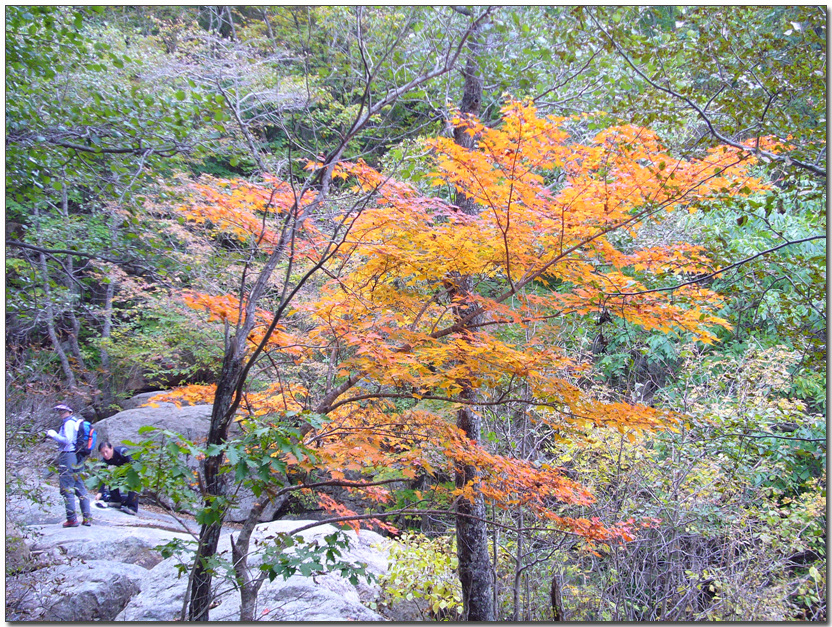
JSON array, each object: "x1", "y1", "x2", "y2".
[{"x1": 74, "y1": 417, "x2": 97, "y2": 461}]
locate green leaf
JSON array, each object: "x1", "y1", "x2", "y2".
[{"x1": 205, "y1": 443, "x2": 224, "y2": 457}]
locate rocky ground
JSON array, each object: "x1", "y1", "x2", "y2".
[{"x1": 5, "y1": 396, "x2": 393, "y2": 622}]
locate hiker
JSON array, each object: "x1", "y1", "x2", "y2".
[
  {"x1": 45, "y1": 404, "x2": 92, "y2": 527},
  {"x1": 94, "y1": 441, "x2": 139, "y2": 515}
]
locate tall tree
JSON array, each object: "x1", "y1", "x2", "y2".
[
  {"x1": 448, "y1": 5, "x2": 496, "y2": 621},
  {"x1": 169, "y1": 99, "x2": 771, "y2": 620},
  {"x1": 182, "y1": 8, "x2": 494, "y2": 619}
]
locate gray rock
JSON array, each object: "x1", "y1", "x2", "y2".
[
  {"x1": 114, "y1": 551, "x2": 192, "y2": 621},
  {"x1": 7, "y1": 560, "x2": 147, "y2": 621},
  {"x1": 29, "y1": 520, "x2": 196, "y2": 570},
  {"x1": 215, "y1": 581, "x2": 386, "y2": 622},
  {"x1": 226, "y1": 489, "x2": 286, "y2": 525},
  {"x1": 94, "y1": 403, "x2": 214, "y2": 447},
  {"x1": 117, "y1": 391, "x2": 177, "y2": 411},
  {"x1": 117, "y1": 520, "x2": 390, "y2": 622},
  {"x1": 7, "y1": 480, "x2": 67, "y2": 526}
]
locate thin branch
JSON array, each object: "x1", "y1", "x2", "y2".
[
  {"x1": 285, "y1": 506, "x2": 597, "y2": 540},
  {"x1": 7, "y1": 239, "x2": 130, "y2": 264},
  {"x1": 590, "y1": 12, "x2": 827, "y2": 178},
  {"x1": 715, "y1": 432, "x2": 825, "y2": 444},
  {"x1": 608, "y1": 235, "x2": 825, "y2": 298}
]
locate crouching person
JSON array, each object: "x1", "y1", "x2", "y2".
[{"x1": 95, "y1": 441, "x2": 139, "y2": 515}]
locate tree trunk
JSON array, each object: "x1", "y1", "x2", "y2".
[
  {"x1": 188, "y1": 346, "x2": 246, "y2": 621},
  {"x1": 187, "y1": 233, "x2": 292, "y2": 619},
  {"x1": 451, "y1": 9, "x2": 495, "y2": 622},
  {"x1": 98, "y1": 278, "x2": 116, "y2": 417},
  {"x1": 58, "y1": 180, "x2": 91, "y2": 384},
  {"x1": 550, "y1": 569, "x2": 565, "y2": 621},
  {"x1": 512, "y1": 508, "x2": 524, "y2": 620},
  {"x1": 38, "y1": 251, "x2": 76, "y2": 388},
  {"x1": 456, "y1": 389, "x2": 495, "y2": 621},
  {"x1": 232, "y1": 499, "x2": 269, "y2": 621}
]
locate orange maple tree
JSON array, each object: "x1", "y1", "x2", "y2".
[{"x1": 162, "y1": 100, "x2": 771, "y2": 547}]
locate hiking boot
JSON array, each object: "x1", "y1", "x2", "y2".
[
  {"x1": 120, "y1": 505, "x2": 136, "y2": 516},
  {"x1": 62, "y1": 519, "x2": 79, "y2": 528},
  {"x1": 82, "y1": 517, "x2": 92, "y2": 526},
  {"x1": 94, "y1": 501, "x2": 107, "y2": 509}
]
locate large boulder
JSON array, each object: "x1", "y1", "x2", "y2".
[
  {"x1": 116, "y1": 391, "x2": 177, "y2": 411},
  {"x1": 117, "y1": 520, "x2": 391, "y2": 621},
  {"x1": 94, "y1": 403, "x2": 214, "y2": 447},
  {"x1": 7, "y1": 560, "x2": 148, "y2": 621},
  {"x1": 214, "y1": 580, "x2": 386, "y2": 622},
  {"x1": 92, "y1": 403, "x2": 279, "y2": 522}
]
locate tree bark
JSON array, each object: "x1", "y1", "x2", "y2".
[
  {"x1": 455, "y1": 388, "x2": 495, "y2": 621},
  {"x1": 232, "y1": 499, "x2": 270, "y2": 621},
  {"x1": 188, "y1": 343, "x2": 247, "y2": 621},
  {"x1": 451, "y1": 10, "x2": 495, "y2": 621},
  {"x1": 98, "y1": 278, "x2": 116, "y2": 416},
  {"x1": 550, "y1": 569, "x2": 565, "y2": 621}
]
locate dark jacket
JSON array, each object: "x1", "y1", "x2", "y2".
[
  {"x1": 98, "y1": 445, "x2": 139, "y2": 510},
  {"x1": 103, "y1": 445, "x2": 132, "y2": 467}
]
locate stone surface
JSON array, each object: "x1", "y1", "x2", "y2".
[
  {"x1": 93, "y1": 403, "x2": 214, "y2": 447},
  {"x1": 7, "y1": 476, "x2": 69, "y2": 525},
  {"x1": 7, "y1": 560, "x2": 147, "y2": 621},
  {"x1": 9, "y1": 506, "x2": 392, "y2": 622},
  {"x1": 213, "y1": 581, "x2": 386, "y2": 622},
  {"x1": 116, "y1": 391, "x2": 177, "y2": 411},
  {"x1": 29, "y1": 518, "x2": 196, "y2": 570},
  {"x1": 117, "y1": 520, "x2": 390, "y2": 621}
]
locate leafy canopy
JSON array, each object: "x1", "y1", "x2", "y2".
[{"x1": 167, "y1": 100, "x2": 772, "y2": 542}]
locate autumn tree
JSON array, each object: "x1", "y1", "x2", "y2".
[
  {"x1": 160, "y1": 98, "x2": 775, "y2": 620},
  {"x1": 8, "y1": 6, "x2": 822, "y2": 621},
  {"x1": 166, "y1": 8, "x2": 495, "y2": 620}
]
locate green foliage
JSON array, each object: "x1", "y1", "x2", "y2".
[
  {"x1": 378, "y1": 533, "x2": 463, "y2": 619},
  {"x1": 87, "y1": 428, "x2": 200, "y2": 512},
  {"x1": 102, "y1": 304, "x2": 225, "y2": 393},
  {"x1": 585, "y1": 6, "x2": 826, "y2": 177},
  {"x1": 259, "y1": 530, "x2": 375, "y2": 586}
]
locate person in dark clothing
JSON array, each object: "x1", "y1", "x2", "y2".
[{"x1": 95, "y1": 441, "x2": 139, "y2": 515}]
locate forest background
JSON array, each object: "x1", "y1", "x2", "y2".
[{"x1": 5, "y1": 5, "x2": 826, "y2": 622}]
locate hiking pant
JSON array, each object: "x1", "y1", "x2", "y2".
[
  {"x1": 102, "y1": 486, "x2": 139, "y2": 511},
  {"x1": 58, "y1": 451, "x2": 90, "y2": 522}
]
